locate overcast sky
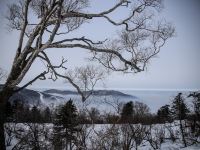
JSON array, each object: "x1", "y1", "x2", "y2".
[{"x1": 0, "y1": 0, "x2": 200, "y2": 90}]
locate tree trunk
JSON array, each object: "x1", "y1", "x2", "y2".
[
  {"x1": 0, "y1": 105, "x2": 6, "y2": 150},
  {"x1": 179, "y1": 119, "x2": 187, "y2": 147},
  {"x1": 0, "y1": 86, "x2": 14, "y2": 150}
]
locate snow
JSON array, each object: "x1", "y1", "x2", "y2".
[{"x1": 4, "y1": 122, "x2": 200, "y2": 150}]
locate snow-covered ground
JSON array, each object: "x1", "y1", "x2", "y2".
[{"x1": 5, "y1": 122, "x2": 200, "y2": 150}]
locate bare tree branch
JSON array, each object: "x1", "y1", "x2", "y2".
[
  {"x1": 16, "y1": 0, "x2": 30, "y2": 58},
  {"x1": 13, "y1": 70, "x2": 49, "y2": 93},
  {"x1": 65, "y1": 65, "x2": 105, "y2": 100}
]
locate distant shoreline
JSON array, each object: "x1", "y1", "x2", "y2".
[{"x1": 28, "y1": 87, "x2": 199, "y2": 92}]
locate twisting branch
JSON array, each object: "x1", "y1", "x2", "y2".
[
  {"x1": 46, "y1": 0, "x2": 129, "y2": 25},
  {"x1": 48, "y1": 43, "x2": 144, "y2": 72},
  {"x1": 38, "y1": 51, "x2": 87, "y2": 101},
  {"x1": 38, "y1": 51, "x2": 104, "y2": 102},
  {"x1": 52, "y1": 36, "x2": 107, "y2": 47},
  {"x1": 13, "y1": 69, "x2": 49, "y2": 93}
]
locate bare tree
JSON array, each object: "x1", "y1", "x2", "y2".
[
  {"x1": 11, "y1": 123, "x2": 53, "y2": 150},
  {"x1": 75, "y1": 124, "x2": 93, "y2": 150},
  {"x1": 145, "y1": 125, "x2": 163, "y2": 150},
  {"x1": 103, "y1": 97, "x2": 124, "y2": 115},
  {"x1": 4, "y1": 123, "x2": 17, "y2": 147},
  {"x1": 128, "y1": 124, "x2": 148, "y2": 150},
  {"x1": 0, "y1": 0, "x2": 174, "y2": 149},
  {"x1": 164, "y1": 123, "x2": 178, "y2": 142},
  {"x1": 90, "y1": 124, "x2": 122, "y2": 150},
  {"x1": 65, "y1": 65, "x2": 105, "y2": 101}
]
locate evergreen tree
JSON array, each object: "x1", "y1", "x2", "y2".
[
  {"x1": 12, "y1": 99, "x2": 25, "y2": 122},
  {"x1": 54, "y1": 99, "x2": 79, "y2": 150},
  {"x1": 121, "y1": 101, "x2": 134, "y2": 123},
  {"x1": 171, "y1": 93, "x2": 189, "y2": 147},
  {"x1": 157, "y1": 105, "x2": 171, "y2": 123},
  {"x1": 23, "y1": 106, "x2": 31, "y2": 122},
  {"x1": 189, "y1": 92, "x2": 200, "y2": 119},
  {"x1": 188, "y1": 92, "x2": 200, "y2": 136},
  {"x1": 43, "y1": 107, "x2": 52, "y2": 123},
  {"x1": 31, "y1": 106, "x2": 41, "y2": 123},
  {"x1": 171, "y1": 93, "x2": 189, "y2": 120}
]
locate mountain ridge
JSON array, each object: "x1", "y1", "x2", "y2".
[
  {"x1": 0, "y1": 85, "x2": 137, "y2": 108},
  {"x1": 44, "y1": 89, "x2": 135, "y2": 98}
]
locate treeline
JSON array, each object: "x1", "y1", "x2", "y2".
[
  {"x1": 4, "y1": 99, "x2": 154, "y2": 124},
  {"x1": 5, "y1": 99, "x2": 52, "y2": 123},
  {"x1": 4, "y1": 92, "x2": 200, "y2": 149},
  {"x1": 4, "y1": 92, "x2": 200, "y2": 127}
]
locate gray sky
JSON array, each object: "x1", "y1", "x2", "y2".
[{"x1": 0, "y1": 0, "x2": 200, "y2": 90}]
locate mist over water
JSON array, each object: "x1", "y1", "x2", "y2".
[
  {"x1": 29, "y1": 87, "x2": 195, "y2": 113},
  {"x1": 121, "y1": 90, "x2": 181, "y2": 113}
]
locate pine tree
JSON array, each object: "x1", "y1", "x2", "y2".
[
  {"x1": 121, "y1": 101, "x2": 134, "y2": 123},
  {"x1": 157, "y1": 105, "x2": 171, "y2": 123},
  {"x1": 54, "y1": 99, "x2": 79, "y2": 150},
  {"x1": 31, "y1": 106, "x2": 41, "y2": 123},
  {"x1": 171, "y1": 93, "x2": 189, "y2": 147},
  {"x1": 12, "y1": 99, "x2": 25, "y2": 122},
  {"x1": 189, "y1": 92, "x2": 200, "y2": 119},
  {"x1": 188, "y1": 92, "x2": 200, "y2": 136},
  {"x1": 43, "y1": 107, "x2": 52, "y2": 123},
  {"x1": 171, "y1": 93, "x2": 189, "y2": 120}
]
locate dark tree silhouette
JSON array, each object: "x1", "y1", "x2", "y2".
[
  {"x1": 189, "y1": 92, "x2": 200, "y2": 119},
  {"x1": 121, "y1": 101, "x2": 134, "y2": 123},
  {"x1": 12, "y1": 99, "x2": 26, "y2": 122},
  {"x1": 171, "y1": 93, "x2": 189, "y2": 120},
  {"x1": 157, "y1": 104, "x2": 171, "y2": 123},
  {"x1": 171, "y1": 93, "x2": 190, "y2": 147},
  {"x1": 188, "y1": 92, "x2": 200, "y2": 136},
  {"x1": 54, "y1": 99, "x2": 79, "y2": 150},
  {"x1": 31, "y1": 106, "x2": 42, "y2": 123},
  {"x1": 43, "y1": 106, "x2": 52, "y2": 123}
]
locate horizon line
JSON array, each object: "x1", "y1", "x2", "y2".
[{"x1": 28, "y1": 86, "x2": 200, "y2": 92}]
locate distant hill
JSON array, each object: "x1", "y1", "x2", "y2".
[
  {"x1": 0, "y1": 84, "x2": 64, "y2": 105},
  {"x1": 0, "y1": 85, "x2": 137, "y2": 110},
  {"x1": 44, "y1": 89, "x2": 77, "y2": 95},
  {"x1": 44, "y1": 89, "x2": 136, "y2": 98}
]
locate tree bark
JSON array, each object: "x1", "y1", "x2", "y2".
[
  {"x1": 0, "y1": 86, "x2": 14, "y2": 150},
  {"x1": 0, "y1": 107, "x2": 6, "y2": 150},
  {"x1": 179, "y1": 119, "x2": 187, "y2": 147}
]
